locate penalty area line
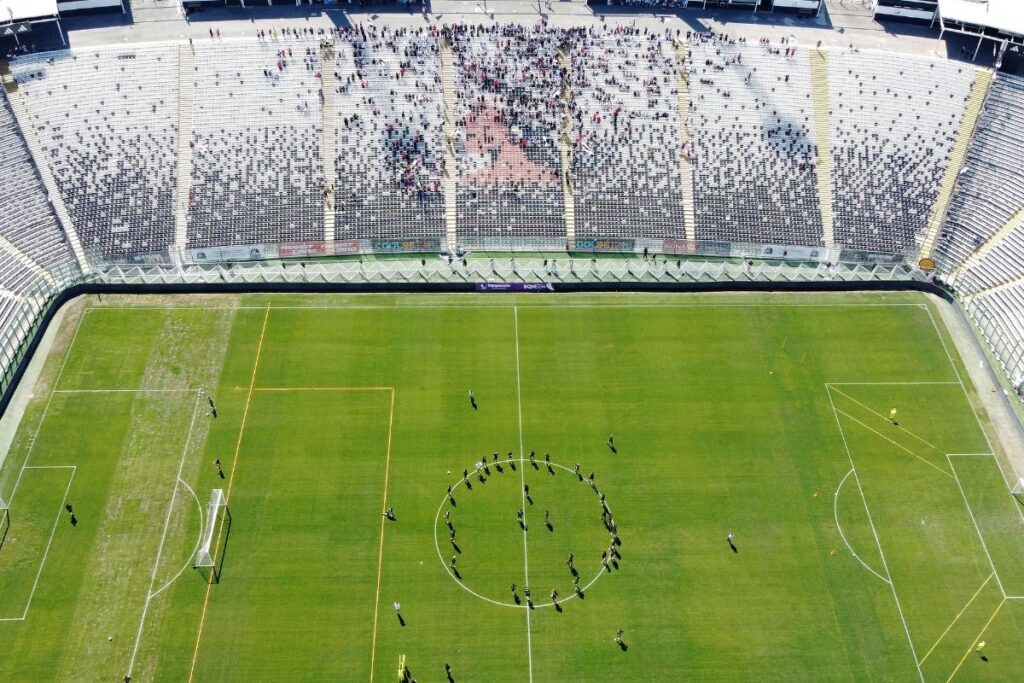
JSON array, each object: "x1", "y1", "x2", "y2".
[{"x1": 826, "y1": 386, "x2": 925, "y2": 682}]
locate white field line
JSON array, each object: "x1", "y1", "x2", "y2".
[
  {"x1": 946, "y1": 453, "x2": 997, "y2": 457},
  {"x1": 826, "y1": 386, "x2": 925, "y2": 682},
  {"x1": 946, "y1": 454, "x2": 1007, "y2": 598},
  {"x1": 127, "y1": 393, "x2": 204, "y2": 678},
  {"x1": 825, "y1": 381, "x2": 962, "y2": 386},
  {"x1": 148, "y1": 477, "x2": 204, "y2": 601},
  {"x1": 0, "y1": 309, "x2": 89, "y2": 622},
  {"x1": 431, "y1": 458, "x2": 608, "y2": 609},
  {"x1": 833, "y1": 469, "x2": 891, "y2": 585},
  {"x1": 512, "y1": 306, "x2": 534, "y2": 683},
  {"x1": 52, "y1": 389, "x2": 196, "y2": 394},
  {"x1": 0, "y1": 466, "x2": 76, "y2": 622},
  {"x1": 3, "y1": 309, "x2": 88, "y2": 504},
  {"x1": 924, "y1": 307, "x2": 1024, "y2": 534},
  {"x1": 84, "y1": 302, "x2": 931, "y2": 311}
]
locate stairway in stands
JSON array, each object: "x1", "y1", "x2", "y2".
[
  {"x1": 173, "y1": 44, "x2": 195, "y2": 265},
  {"x1": 557, "y1": 44, "x2": 576, "y2": 250},
  {"x1": 321, "y1": 42, "x2": 337, "y2": 242},
  {"x1": 0, "y1": 62, "x2": 90, "y2": 274},
  {"x1": 440, "y1": 37, "x2": 458, "y2": 252},
  {"x1": 809, "y1": 49, "x2": 835, "y2": 247},
  {"x1": 673, "y1": 41, "x2": 697, "y2": 240},
  {"x1": 919, "y1": 68, "x2": 994, "y2": 260}
]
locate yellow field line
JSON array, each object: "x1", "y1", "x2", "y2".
[
  {"x1": 829, "y1": 386, "x2": 945, "y2": 454},
  {"x1": 834, "y1": 409, "x2": 954, "y2": 479},
  {"x1": 252, "y1": 386, "x2": 394, "y2": 392},
  {"x1": 368, "y1": 387, "x2": 397, "y2": 683},
  {"x1": 920, "y1": 572, "x2": 995, "y2": 664},
  {"x1": 946, "y1": 598, "x2": 1005, "y2": 683},
  {"x1": 187, "y1": 304, "x2": 271, "y2": 683}
]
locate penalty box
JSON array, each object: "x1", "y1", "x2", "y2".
[{"x1": 0, "y1": 466, "x2": 75, "y2": 621}]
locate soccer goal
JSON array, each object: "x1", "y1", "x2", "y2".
[
  {"x1": 194, "y1": 489, "x2": 229, "y2": 582},
  {"x1": 0, "y1": 494, "x2": 8, "y2": 551},
  {"x1": 1012, "y1": 477, "x2": 1024, "y2": 497}
]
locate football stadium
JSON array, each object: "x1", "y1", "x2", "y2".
[{"x1": 0, "y1": 0, "x2": 1023, "y2": 681}]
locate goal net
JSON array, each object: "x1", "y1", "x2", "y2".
[
  {"x1": 1013, "y1": 478, "x2": 1024, "y2": 496},
  {"x1": 194, "y1": 488, "x2": 227, "y2": 568}
]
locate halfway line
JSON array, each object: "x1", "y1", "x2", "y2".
[{"x1": 513, "y1": 306, "x2": 534, "y2": 683}]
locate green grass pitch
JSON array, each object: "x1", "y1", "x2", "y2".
[{"x1": 1, "y1": 291, "x2": 1024, "y2": 682}]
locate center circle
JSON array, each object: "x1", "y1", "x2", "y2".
[{"x1": 434, "y1": 457, "x2": 618, "y2": 609}]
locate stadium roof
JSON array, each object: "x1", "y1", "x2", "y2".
[
  {"x1": 939, "y1": 0, "x2": 1024, "y2": 38},
  {"x1": 0, "y1": 0, "x2": 57, "y2": 24}
]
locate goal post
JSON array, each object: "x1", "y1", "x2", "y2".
[
  {"x1": 194, "y1": 489, "x2": 227, "y2": 572},
  {"x1": 1012, "y1": 477, "x2": 1024, "y2": 496}
]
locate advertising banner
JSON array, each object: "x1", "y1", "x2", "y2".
[
  {"x1": 370, "y1": 238, "x2": 442, "y2": 254},
  {"x1": 474, "y1": 283, "x2": 555, "y2": 293},
  {"x1": 186, "y1": 243, "x2": 280, "y2": 264},
  {"x1": 574, "y1": 238, "x2": 636, "y2": 253}
]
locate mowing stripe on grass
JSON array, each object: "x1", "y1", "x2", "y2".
[
  {"x1": 187, "y1": 305, "x2": 271, "y2": 683},
  {"x1": 127, "y1": 393, "x2": 204, "y2": 678}
]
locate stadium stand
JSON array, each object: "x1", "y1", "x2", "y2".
[
  {"x1": 828, "y1": 49, "x2": 975, "y2": 255},
  {"x1": 333, "y1": 26, "x2": 446, "y2": 241},
  {"x1": 9, "y1": 46, "x2": 178, "y2": 258},
  {"x1": 447, "y1": 24, "x2": 566, "y2": 245},
  {"x1": 188, "y1": 37, "x2": 325, "y2": 249},
  {"x1": 688, "y1": 37, "x2": 824, "y2": 247},
  {"x1": 935, "y1": 74, "x2": 1024, "y2": 273},
  {"x1": 566, "y1": 27, "x2": 688, "y2": 240},
  {"x1": 0, "y1": 94, "x2": 72, "y2": 268},
  {"x1": 956, "y1": 215, "x2": 1024, "y2": 292}
]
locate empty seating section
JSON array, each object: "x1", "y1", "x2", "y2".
[
  {"x1": 688, "y1": 38, "x2": 823, "y2": 246},
  {"x1": 956, "y1": 216, "x2": 1024, "y2": 292},
  {"x1": 333, "y1": 26, "x2": 445, "y2": 240},
  {"x1": 448, "y1": 24, "x2": 565, "y2": 242},
  {"x1": 567, "y1": 29, "x2": 686, "y2": 239},
  {"x1": 0, "y1": 95, "x2": 71, "y2": 268},
  {"x1": 10, "y1": 47, "x2": 178, "y2": 258},
  {"x1": 973, "y1": 284, "x2": 1024, "y2": 375},
  {"x1": 936, "y1": 75, "x2": 1024, "y2": 273},
  {"x1": 688, "y1": 38, "x2": 823, "y2": 247},
  {"x1": 829, "y1": 50, "x2": 973, "y2": 254},
  {"x1": 189, "y1": 38, "x2": 324, "y2": 248}
]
